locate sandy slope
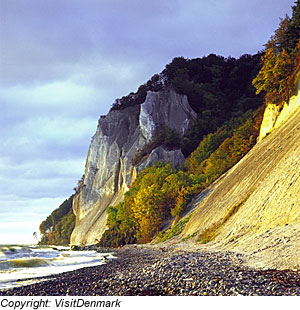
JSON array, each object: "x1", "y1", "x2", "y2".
[{"x1": 181, "y1": 89, "x2": 300, "y2": 271}]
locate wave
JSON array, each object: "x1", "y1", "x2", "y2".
[
  {"x1": 0, "y1": 258, "x2": 50, "y2": 270},
  {"x1": 8, "y1": 258, "x2": 50, "y2": 268},
  {"x1": 0, "y1": 245, "x2": 115, "y2": 289},
  {"x1": 0, "y1": 245, "x2": 60, "y2": 261},
  {"x1": 0, "y1": 246, "x2": 30, "y2": 254}
]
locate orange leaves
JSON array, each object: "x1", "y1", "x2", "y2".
[
  {"x1": 252, "y1": 47, "x2": 297, "y2": 105},
  {"x1": 102, "y1": 108, "x2": 264, "y2": 247},
  {"x1": 252, "y1": 48, "x2": 278, "y2": 96},
  {"x1": 131, "y1": 166, "x2": 196, "y2": 243},
  {"x1": 252, "y1": 6, "x2": 299, "y2": 106}
]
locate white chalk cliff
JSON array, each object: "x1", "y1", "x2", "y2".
[
  {"x1": 71, "y1": 89, "x2": 196, "y2": 245},
  {"x1": 258, "y1": 77, "x2": 300, "y2": 142}
]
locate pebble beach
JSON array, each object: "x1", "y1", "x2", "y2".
[{"x1": 1, "y1": 245, "x2": 300, "y2": 296}]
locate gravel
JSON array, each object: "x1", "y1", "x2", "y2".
[{"x1": 1, "y1": 245, "x2": 300, "y2": 296}]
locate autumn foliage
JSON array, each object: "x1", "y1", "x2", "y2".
[
  {"x1": 100, "y1": 107, "x2": 263, "y2": 247},
  {"x1": 252, "y1": 1, "x2": 300, "y2": 105}
]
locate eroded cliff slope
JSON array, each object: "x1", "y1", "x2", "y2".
[
  {"x1": 182, "y1": 84, "x2": 300, "y2": 270},
  {"x1": 71, "y1": 89, "x2": 196, "y2": 245}
]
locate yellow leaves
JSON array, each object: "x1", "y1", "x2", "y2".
[
  {"x1": 252, "y1": 49, "x2": 278, "y2": 95},
  {"x1": 262, "y1": 7, "x2": 299, "y2": 81},
  {"x1": 274, "y1": 50, "x2": 294, "y2": 96},
  {"x1": 131, "y1": 184, "x2": 164, "y2": 243},
  {"x1": 171, "y1": 186, "x2": 188, "y2": 218},
  {"x1": 133, "y1": 185, "x2": 159, "y2": 217},
  {"x1": 184, "y1": 109, "x2": 263, "y2": 190},
  {"x1": 252, "y1": 42, "x2": 298, "y2": 105},
  {"x1": 103, "y1": 108, "x2": 264, "y2": 246},
  {"x1": 125, "y1": 163, "x2": 199, "y2": 243}
]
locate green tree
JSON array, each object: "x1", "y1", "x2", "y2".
[
  {"x1": 39, "y1": 195, "x2": 75, "y2": 245},
  {"x1": 252, "y1": 49, "x2": 294, "y2": 104},
  {"x1": 252, "y1": 49, "x2": 278, "y2": 94},
  {"x1": 253, "y1": 1, "x2": 299, "y2": 105}
]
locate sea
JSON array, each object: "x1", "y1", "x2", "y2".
[{"x1": 0, "y1": 244, "x2": 115, "y2": 290}]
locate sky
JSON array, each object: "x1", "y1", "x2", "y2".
[{"x1": 0, "y1": 0, "x2": 294, "y2": 244}]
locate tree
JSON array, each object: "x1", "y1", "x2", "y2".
[
  {"x1": 289, "y1": 0, "x2": 300, "y2": 50},
  {"x1": 273, "y1": 49, "x2": 294, "y2": 101},
  {"x1": 252, "y1": 48, "x2": 294, "y2": 104},
  {"x1": 266, "y1": 15, "x2": 292, "y2": 53},
  {"x1": 253, "y1": 1, "x2": 299, "y2": 105},
  {"x1": 39, "y1": 195, "x2": 75, "y2": 245},
  {"x1": 33, "y1": 232, "x2": 39, "y2": 243},
  {"x1": 132, "y1": 184, "x2": 165, "y2": 243},
  {"x1": 252, "y1": 49, "x2": 278, "y2": 95}
]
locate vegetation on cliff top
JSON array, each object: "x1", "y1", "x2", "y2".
[
  {"x1": 252, "y1": 0, "x2": 300, "y2": 105},
  {"x1": 112, "y1": 52, "x2": 263, "y2": 156}
]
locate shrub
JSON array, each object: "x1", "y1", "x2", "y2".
[{"x1": 156, "y1": 215, "x2": 192, "y2": 242}]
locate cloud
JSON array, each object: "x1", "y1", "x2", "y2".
[
  {"x1": 0, "y1": 196, "x2": 66, "y2": 244},
  {"x1": 0, "y1": 0, "x2": 173, "y2": 86},
  {"x1": 1, "y1": 0, "x2": 293, "y2": 85},
  {"x1": 0, "y1": 0, "x2": 295, "y2": 244},
  {"x1": 0, "y1": 166, "x2": 79, "y2": 199},
  {"x1": 1, "y1": 116, "x2": 96, "y2": 161},
  {"x1": 0, "y1": 195, "x2": 66, "y2": 216}
]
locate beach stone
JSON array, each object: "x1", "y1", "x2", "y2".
[{"x1": 1, "y1": 246, "x2": 300, "y2": 296}]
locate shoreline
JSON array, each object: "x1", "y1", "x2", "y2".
[{"x1": 1, "y1": 244, "x2": 300, "y2": 296}]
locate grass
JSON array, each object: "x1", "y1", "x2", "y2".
[
  {"x1": 181, "y1": 231, "x2": 198, "y2": 242},
  {"x1": 156, "y1": 215, "x2": 192, "y2": 242},
  {"x1": 197, "y1": 196, "x2": 248, "y2": 244}
]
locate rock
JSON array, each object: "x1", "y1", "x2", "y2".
[
  {"x1": 258, "y1": 103, "x2": 281, "y2": 142},
  {"x1": 71, "y1": 89, "x2": 196, "y2": 245},
  {"x1": 258, "y1": 79, "x2": 300, "y2": 142},
  {"x1": 70, "y1": 245, "x2": 80, "y2": 251}
]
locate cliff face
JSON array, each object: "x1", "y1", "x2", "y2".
[
  {"x1": 182, "y1": 82, "x2": 300, "y2": 270},
  {"x1": 258, "y1": 77, "x2": 300, "y2": 142},
  {"x1": 71, "y1": 89, "x2": 196, "y2": 245}
]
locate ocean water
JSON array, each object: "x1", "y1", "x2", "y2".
[{"x1": 0, "y1": 244, "x2": 115, "y2": 290}]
